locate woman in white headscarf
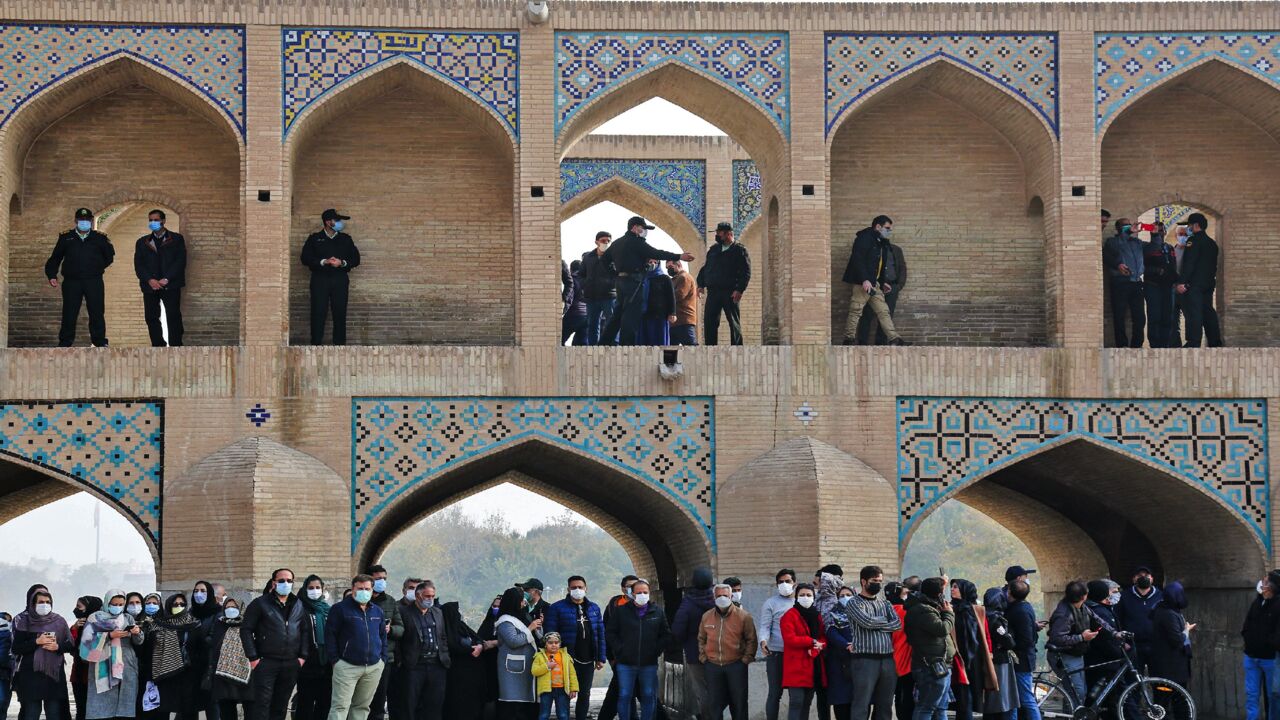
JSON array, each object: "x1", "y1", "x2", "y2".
[{"x1": 81, "y1": 589, "x2": 144, "y2": 719}]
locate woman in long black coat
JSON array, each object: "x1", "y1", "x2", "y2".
[
  {"x1": 153, "y1": 593, "x2": 204, "y2": 720},
  {"x1": 1147, "y1": 581, "x2": 1193, "y2": 687},
  {"x1": 442, "y1": 600, "x2": 495, "y2": 720}
]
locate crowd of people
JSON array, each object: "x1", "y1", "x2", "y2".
[
  {"x1": 1101, "y1": 209, "x2": 1223, "y2": 348},
  {"x1": 2, "y1": 562, "x2": 1278, "y2": 720}
]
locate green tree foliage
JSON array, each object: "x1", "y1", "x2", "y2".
[
  {"x1": 902, "y1": 501, "x2": 1044, "y2": 607},
  {"x1": 380, "y1": 508, "x2": 635, "y2": 626}
]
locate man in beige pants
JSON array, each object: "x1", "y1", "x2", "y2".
[
  {"x1": 326, "y1": 574, "x2": 387, "y2": 720},
  {"x1": 841, "y1": 215, "x2": 911, "y2": 346}
]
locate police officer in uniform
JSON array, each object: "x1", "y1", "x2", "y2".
[
  {"x1": 301, "y1": 208, "x2": 361, "y2": 345},
  {"x1": 133, "y1": 209, "x2": 187, "y2": 346},
  {"x1": 46, "y1": 207, "x2": 114, "y2": 347},
  {"x1": 601, "y1": 216, "x2": 694, "y2": 346},
  {"x1": 696, "y1": 221, "x2": 752, "y2": 345}
]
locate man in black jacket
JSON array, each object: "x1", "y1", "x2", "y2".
[
  {"x1": 605, "y1": 579, "x2": 671, "y2": 720},
  {"x1": 45, "y1": 207, "x2": 114, "y2": 347},
  {"x1": 301, "y1": 208, "x2": 361, "y2": 345},
  {"x1": 133, "y1": 209, "x2": 187, "y2": 347},
  {"x1": 601, "y1": 216, "x2": 694, "y2": 346},
  {"x1": 580, "y1": 231, "x2": 616, "y2": 345},
  {"x1": 395, "y1": 581, "x2": 455, "y2": 720},
  {"x1": 1175, "y1": 212, "x2": 1223, "y2": 347},
  {"x1": 840, "y1": 215, "x2": 909, "y2": 346},
  {"x1": 855, "y1": 236, "x2": 907, "y2": 345},
  {"x1": 1242, "y1": 570, "x2": 1280, "y2": 720},
  {"x1": 697, "y1": 221, "x2": 751, "y2": 346},
  {"x1": 241, "y1": 568, "x2": 308, "y2": 720}
]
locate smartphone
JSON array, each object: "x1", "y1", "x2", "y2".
[{"x1": 938, "y1": 566, "x2": 946, "y2": 577}]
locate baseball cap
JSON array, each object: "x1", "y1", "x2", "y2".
[
  {"x1": 716, "y1": 221, "x2": 734, "y2": 232},
  {"x1": 74, "y1": 208, "x2": 93, "y2": 220},
  {"x1": 627, "y1": 216, "x2": 655, "y2": 230},
  {"x1": 321, "y1": 208, "x2": 350, "y2": 222},
  {"x1": 1005, "y1": 565, "x2": 1037, "y2": 583},
  {"x1": 1177, "y1": 212, "x2": 1207, "y2": 229},
  {"x1": 522, "y1": 578, "x2": 544, "y2": 592}
]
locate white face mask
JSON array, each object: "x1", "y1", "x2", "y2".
[
  {"x1": 35, "y1": 603, "x2": 52, "y2": 616},
  {"x1": 1108, "y1": 592, "x2": 1122, "y2": 605},
  {"x1": 224, "y1": 607, "x2": 240, "y2": 620},
  {"x1": 731, "y1": 591, "x2": 743, "y2": 603},
  {"x1": 405, "y1": 590, "x2": 417, "y2": 602},
  {"x1": 633, "y1": 593, "x2": 650, "y2": 607},
  {"x1": 1259, "y1": 580, "x2": 1267, "y2": 595},
  {"x1": 307, "y1": 588, "x2": 324, "y2": 601},
  {"x1": 126, "y1": 603, "x2": 142, "y2": 616},
  {"x1": 777, "y1": 582, "x2": 794, "y2": 597},
  {"x1": 796, "y1": 596, "x2": 815, "y2": 609},
  {"x1": 569, "y1": 588, "x2": 586, "y2": 601},
  {"x1": 714, "y1": 596, "x2": 733, "y2": 610}
]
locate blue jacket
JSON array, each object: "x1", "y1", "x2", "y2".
[
  {"x1": 1115, "y1": 586, "x2": 1164, "y2": 647},
  {"x1": 324, "y1": 597, "x2": 386, "y2": 666},
  {"x1": 544, "y1": 597, "x2": 606, "y2": 663},
  {"x1": 670, "y1": 589, "x2": 716, "y2": 664},
  {"x1": 1007, "y1": 598, "x2": 1039, "y2": 673},
  {"x1": 823, "y1": 606, "x2": 855, "y2": 705},
  {"x1": 0, "y1": 628, "x2": 11, "y2": 677}
]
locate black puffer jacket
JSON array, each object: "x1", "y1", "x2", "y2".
[
  {"x1": 579, "y1": 249, "x2": 616, "y2": 300},
  {"x1": 841, "y1": 227, "x2": 887, "y2": 285},
  {"x1": 240, "y1": 593, "x2": 308, "y2": 662},
  {"x1": 605, "y1": 601, "x2": 671, "y2": 666}
]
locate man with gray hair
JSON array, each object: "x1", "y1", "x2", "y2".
[
  {"x1": 213, "y1": 583, "x2": 228, "y2": 606},
  {"x1": 394, "y1": 580, "x2": 451, "y2": 720},
  {"x1": 698, "y1": 583, "x2": 757, "y2": 719}
]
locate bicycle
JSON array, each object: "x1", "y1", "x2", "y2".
[{"x1": 1032, "y1": 632, "x2": 1195, "y2": 720}]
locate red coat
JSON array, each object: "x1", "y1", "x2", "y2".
[
  {"x1": 780, "y1": 607, "x2": 827, "y2": 689},
  {"x1": 891, "y1": 603, "x2": 912, "y2": 677}
]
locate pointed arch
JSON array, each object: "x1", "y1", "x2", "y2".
[{"x1": 560, "y1": 176, "x2": 703, "y2": 257}]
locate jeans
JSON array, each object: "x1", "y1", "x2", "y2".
[
  {"x1": 1245, "y1": 654, "x2": 1280, "y2": 720},
  {"x1": 596, "y1": 661, "x2": 638, "y2": 720},
  {"x1": 1015, "y1": 672, "x2": 1042, "y2": 720},
  {"x1": 584, "y1": 299, "x2": 616, "y2": 346},
  {"x1": 1109, "y1": 280, "x2": 1146, "y2": 347},
  {"x1": 538, "y1": 688, "x2": 570, "y2": 720},
  {"x1": 561, "y1": 314, "x2": 587, "y2": 346},
  {"x1": 1143, "y1": 283, "x2": 1174, "y2": 348},
  {"x1": 786, "y1": 688, "x2": 814, "y2": 720},
  {"x1": 670, "y1": 323, "x2": 697, "y2": 346},
  {"x1": 705, "y1": 662, "x2": 749, "y2": 719},
  {"x1": 850, "y1": 656, "x2": 897, "y2": 720},
  {"x1": 765, "y1": 652, "x2": 785, "y2": 720},
  {"x1": 911, "y1": 666, "x2": 951, "y2": 720},
  {"x1": 1050, "y1": 652, "x2": 1086, "y2": 707},
  {"x1": 328, "y1": 659, "x2": 384, "y2": 720},
  {"x1": 0, "y1": 676, "x2": 12, "y2": 720},
  {"x1": 570, "y1": 662, "x2": 595, "y2": 720},
  {"x1": 613, "y1": 664, "x2": 657, "y2": 720}
]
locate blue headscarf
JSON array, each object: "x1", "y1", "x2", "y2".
[{"x1": 639, "y1": 261, "x2": 666, "y2": 314}]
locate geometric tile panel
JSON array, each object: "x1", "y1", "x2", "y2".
[
  {"x1": 732, "y1": 159, "x2": 762, "y2": 232},
  {"x1": 826, "y1": 33, "x2": 1059, "y2": 137},
  {"x1": 0, "y1": 24, "x2": 245, "y2": 136},
  {"x1": 0, "y1": 401, "x2": 164, "y2": 548},
  {"x1": 352, "y1": 397, "x2": 715, "y2": 550},
  {"x1": 1154, "y1": 204, "x2": 1192, "y2": 226},
  {"x1": 1096, "y1": 33, "x2": 1280, "y2": 130},
  {"x1": 282, "y1": 28, "x2": 519, "y2": 138},
  {"x1": 560, "y1": 159, "x2": 707, "y2": 236},
  {"x1": 897, "y1": 397, "x2": 1269, "y2": 547},
  {"x1": 555, "y1": 32, "x2": 789, "y2": 138}
]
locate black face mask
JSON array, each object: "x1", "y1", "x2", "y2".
[
  {"x1": 1135, "y1": 577, "x2": 1153, "y2": 590},
  {"x1": 866, "y1": 582, "x2": 882, "y2": 596},
  {"x1": 73, "y1": 608, "x2": 87, "y2": 619}
]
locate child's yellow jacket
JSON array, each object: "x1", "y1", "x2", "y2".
[{"x1": 531, "y1": 648, "x2": 580, "y2": 695}]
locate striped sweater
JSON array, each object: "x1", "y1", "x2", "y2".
[{"x1": 846, "y1": 594, "x2": 901, "y2": 657}]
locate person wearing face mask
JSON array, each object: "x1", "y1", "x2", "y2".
[
  {"x1": 696, "y1": 221, "x2": 751, "y2": 346},
  {"x1": 522, "y1": 578, "x2": 552, "y2": 627},
  {"x1": 295, "y1": 575, "x2": 333, "y2": 720},
  {"x1": 134, "y1": 592, "x2": 161, "y2": 720},
  {"x1": 884, "y1": 582, "x2": 916, "y2": 720},
  {"x1": 1174, "y1": 212, "x2": 1223, "y2": 347},
  {"x1": 393, "y1": 580, "x2": 452, "y2": 720},
  {"x1": 543, "y1": 576, "x2": 605, "y2": 720},
  {"x1": 45, "y1": 207, "x2": 115, "y2": 347},
  {"x1": 1141, "y1": 221, "x2": 1177, "y2": 348},
  {"x1": 152, "y1": 593, "x2": 203, "y2": 720},
  {"x1": 1102, "y1": 217, "x2": 1146, "y2": 348},
  {"x1": 562, "y1": 259, "x2": 588, "y2": 346},
  {"x1": 844, "y1": 566, "x2": 902, "y2": 720},
  {"x1": 132, "y1": 208, "x2": 186, "y2": 347},
  {"x1": 1004, "y1": 581, "x2": 1041, "y2": 720},
  {"x1": 600, "y1": 216, "x2": 695, "y2": 346},
  {"x1": 950, "y1": 579, "x2": 994, "y2": 720},
  {"x1": 1168, "y1": 224, "x2": 1190, "y2": 347},
  {"x1": 821, "y1": 586, "x2": 857, "y2": 720},
  {"x1": 1147, "y1": 582, "x2": 1194, "y2": 688},
  {"x1": 759, "y1": 568, "x2": 798, "y2": 720},
  {"x1": 213, "y1": 585, "x2": 229, "y2": 608},
  {"x1": 781, "y1": 583, "x2": 827, "y2": 720},
  {"x1": 440, "y1": 594, "x2": 489, "y2": 720},
  {"x1": 241, "y1": 569, "x2": 309, "y2": 720},
  {"x1": 633, "y1": 259, "x2": 674, "y2": 346},
  {"x1": 1083, "y1": 580, "x2": 1125, "y2": 700},
  {"x1": 324, "y1": 575, "x2": 387, "y2": 720},
  {"x1": 14, "y1": 588, "x2": 74, "y2": 720},
  {"x1": 665, "y1": 259, "x2": 697, "y2": 346},
  {"x1": 495, "y1": 586, "x2": 540, "y2": 720},
  {"x1": 598, "y1": 576, "x2": 640, "y2": 720},
  {"x1": 698, "y1": 583, "x2": 757, "y2": 720},
  {"x1": 1115, "y1": 566, "x2": 1163, "y2": 674},
  {"x1": 1241, "y1": 571, "x2": 1280, "y2": 720},
  {"x1": 0, "y1": 611, "x2": 13, "y2": 720},
  {"x1": 841, "y1": 215, "x2": 910, "y2": 346},
  {"x1": 363, "y1": 565, "x2": 402, "y2": 720},
  {"x1": 722, "y1": 578, "x2": 744, "y2": 607},
  {"x1": 670, "y1": 567, "x2": 717, "y2": 719},
  {"x1": 206, "y1": 598, "x2": 253, "y2": 720},
  {"x1": 855, "y1": 223, "x2": 908, "y2": 346},
  {"x1": 70, "y1": 595, "x2": 106, "y2": 720},
  {"x1": 476, "y1": 595, "x2": 505, "y2": 718},
  {"x1": 301, "y1": 208, "x2": 361, "y2": 345},
  {"x1": 81, "y1": 589, "x2": 143, "y2": 720},
  {"x1": 188, "y1": 580, "x2": 218, "y2": 716},
  {"x1": 579, "y1": 231, "x2": 617, "y2": 346},
  {"x1": 904, "y1": 578, "x2": 957, "y2": 720},
  {"x1": 604, "y1": 579, "x2": 670, "y2": 720}
]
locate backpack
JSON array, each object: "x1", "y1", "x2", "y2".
[{"x1": 988, "y1": 611, "x2": 1017, "y2": 654}]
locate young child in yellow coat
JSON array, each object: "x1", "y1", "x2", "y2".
[{"x1": 532, "y1": 631, "x2": 579, "y2": 720}]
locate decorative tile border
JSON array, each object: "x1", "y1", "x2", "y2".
[
  {"x1": 561, "y1": 159, "x2": 706, "y2": 236},
  {"x1": 0, "y1": 401, "x2": 163, "y2": 549},
  {"x1": 1154, "y1": 204, "x2": 1192, "y2": 225},
  {"x1": 352, "y1": 397, "x2": 715, "y2": 550},
  {"x1": 732, "y1": 159, "x2": 762, "y2": 232},
  {"x1": 555, "y1": 32, "x2": 789, "y2": 138},
  {"x1": 282, "y1": 28, "x2": 519, "y2": 138},
  {"x1": 1096, "y1": 32, "x2": 1280, "y2": 130},
  {"x1": 825, "y1": 33, "x2": 1058, "y2": 137},
  {"x1": 0, "y1": 23, "x2": 245, "y2": 137},
  {"x1": 897, "y1": 397, "x2": 1269, "y2": 548}
]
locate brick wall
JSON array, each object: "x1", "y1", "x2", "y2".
[
  {"x1": 288, "y1": 83, "x2": 515, "y2": 346},
  {"x1": 829, "y1": 86, "x2": 1047, "y2": 346},
  {"x1": 7, "y1": 85, "x2": 240, "y2": 347}
]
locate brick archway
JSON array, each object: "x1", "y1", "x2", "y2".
[{"x1": 560, "y1": 175, "x2": 704, "y2": 260}]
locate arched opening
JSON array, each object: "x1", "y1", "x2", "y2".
[
  {"x1": 903, "y1": 438, "x2": 1265, "y2": 716},
  {"x1": 828, "y1": 60, "x2": 1057, "y2": 346},
  {"x1": 286, "y1": 61, "x2": 517, "y2": 346},
  {"x1": 3, "y1": 56, "x2": 243, "y2": 347},
  {"x1": 357, "y1": 439, "x2": 713, "y2": 603},
  {"x1": 1100, "y1": 60, "x2": 1280, "y2": 346},
  {"x1": 92, "y1": 202, "x2": 181, "y2": 347},
  {"x1": 557, "y1": 62, "x2": 790, "y2": 344}
]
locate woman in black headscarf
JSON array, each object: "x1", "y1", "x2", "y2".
[
  {"x1": 188, "y1": 581, "x2": 217, "y2": 719},
  {"x1": 70, "y1": 595, "x2": 105, "y2": 720},
  {"x1": 13, "y1": 587, "x2": 74, "y2": 720},
  {"x1": 1148, "y1": 581, "x2": 1193, "y2": 686},
  {"x1": 476, "y1": 595, "x2": 503, "y2": 716},
  {"x1": 442, "y1": 597, "x2": 493, "y2": 720},
  {"x1": 152, "y1": 593, "x2": 203, "y2": 720},
  {"x1": 950, "y1": 579, "x2": 994, "y2": 720}
]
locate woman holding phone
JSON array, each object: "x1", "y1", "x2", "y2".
[{"x1": 12, "y1": 587, "x2": 74, "y2": 720}]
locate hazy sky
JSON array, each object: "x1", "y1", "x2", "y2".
[{"x1": 0, "y1": 99, "x2": 721, "y2": 570}]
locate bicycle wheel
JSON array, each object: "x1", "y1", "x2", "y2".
[
  {"x1": 1116, "y1": 677, "x2": 1195, "y2": 720},
  {"x1": 1034, "y1": 676, "x2": 1077, "y2": 719}
]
